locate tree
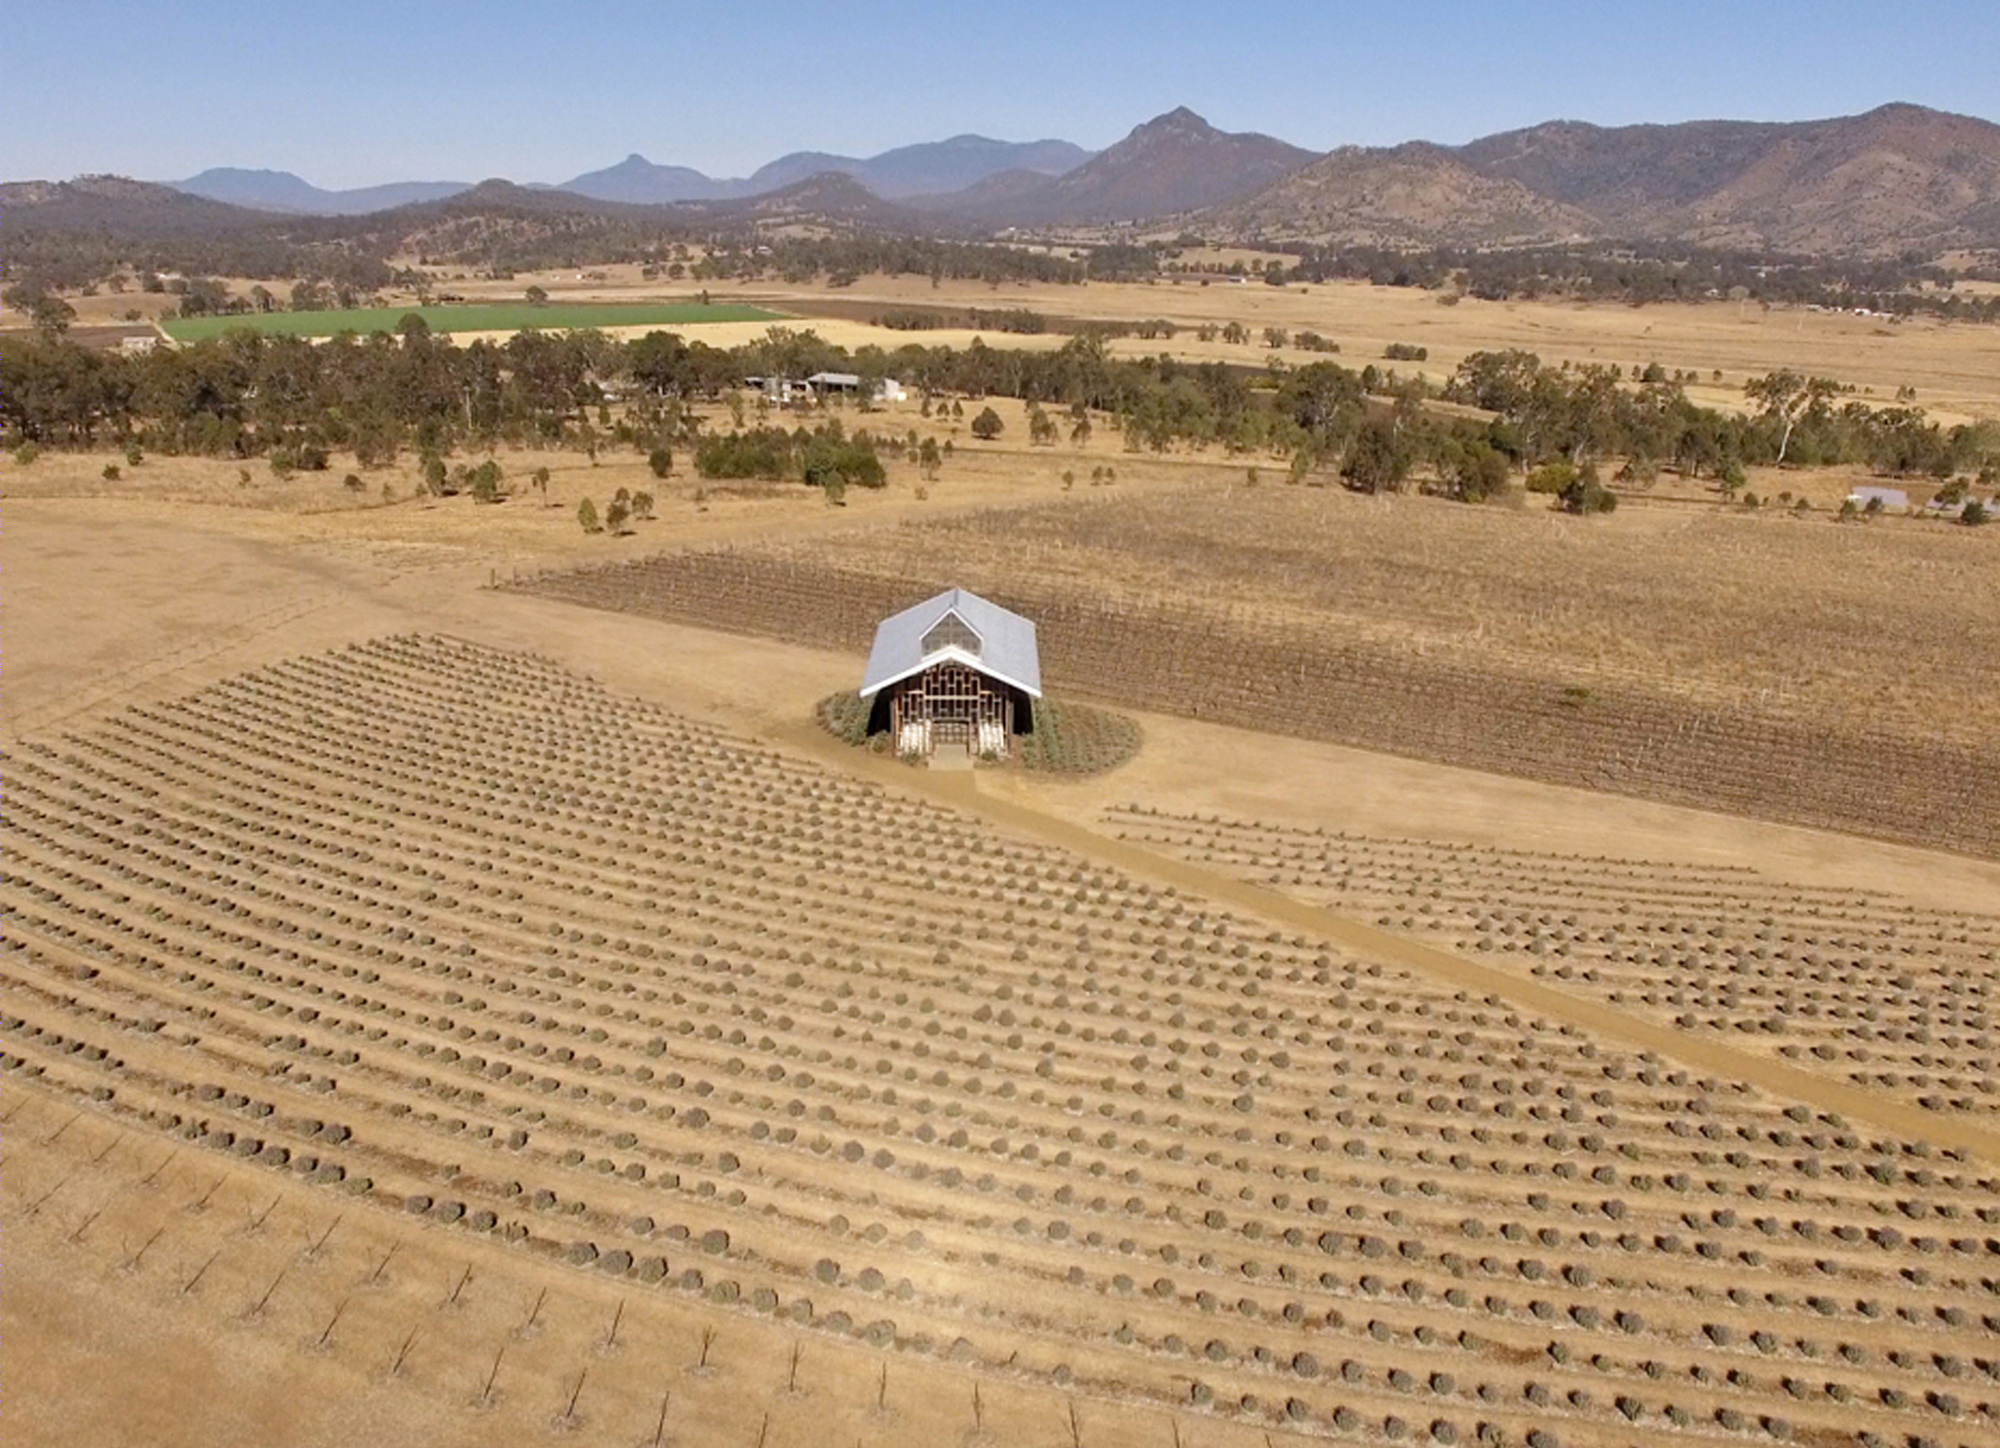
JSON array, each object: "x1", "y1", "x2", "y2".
[
  {"x1": 605, "y1": 496, "x2": 630, "y2": 533},
  {"x1": 918, "y1": 437, "x2": 942, "y2": 478},
  {"x1": 648, "y1": 446, "x2": 672, "y2": 478},
  {"x1": 577, "y1": 497, "x2": 601, "y2": 533},
  {"x1": 1027, "y1": 405, "x2": 1058, "y2": 446},
  {"x1": 525, "y1": 285, "x2": 550, "y2": 307},
  {"x1": 31, "y1": 295, "x2": 77, "y2": 338},
  {"x1": 970, "y1": 406, "x2": 1003, "y2": 440},
  {"x1": 1744, "y1": 370, "x2": 1838, "y2": 465},
  {"x1": 1440, "y1": 440, "x2": 1511, "y2": 503},
  {"x1": 1559, "y1": 467, "x2": 1619, "y2": 514},
  {"x1": 1524, "y1": 460, "x2": 1577, "y2": 495},
  {"x1": 1961, "y1": 498, "x2": 1990, "y2": 526},
  {"x1": 470, "y1": 458, "x2": 503, "y2": 503},
  {"x1": 1340, "y1": 418, "x2": 1411, "y2": 494}
]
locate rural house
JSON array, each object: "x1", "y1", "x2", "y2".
[
  {"x1": 1846, "y1": 485, "x2": 1910, "y2": 512},
  {"x1": 860, "y1": 587, "x2": 1040, "y2": 760}
]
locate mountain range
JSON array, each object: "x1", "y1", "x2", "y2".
[
  {"x1": 173, "y1": 135, "x2": 1094, "y2": 214},
  {"x1": 17, "y1": 103, "x2": 2000, "y2": 256}
]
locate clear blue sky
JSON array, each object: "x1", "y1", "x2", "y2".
[{"x1": 7, "y1": 0, "x2": 1997, "y2": 186}]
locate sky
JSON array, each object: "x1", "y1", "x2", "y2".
[{"x1": 7, "y1": 0, "x2": 1999, "y2": 187}]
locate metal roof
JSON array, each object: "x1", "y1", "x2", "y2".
[{"x1": 859, "y1": 587, "x2": 1042, "y2": 701}]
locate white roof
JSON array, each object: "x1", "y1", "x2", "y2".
[{"x1": 859, "y1": 587, "x2": 1042, "y2": 700}]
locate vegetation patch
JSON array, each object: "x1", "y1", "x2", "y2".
[
  {"x1": 159, "y1": 301, "x2": 780, "y2": 342},
  {"x1": 814, "y1": 690, "x2": 873, "y2": 746},
  {"x1": 1016, "y1": 697, "x2": 1141, "y2": 775},
  {"x1": 813, "y1": 691, "x2": 1139, "y2": 775}
]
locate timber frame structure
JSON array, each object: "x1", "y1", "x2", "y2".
[{"x1": 859, "y1": 588, "x2": 1041, "y2": 761}]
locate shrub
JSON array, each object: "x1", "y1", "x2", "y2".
[
  {"x1": 1558, "y1": 471, "x2": 1619, "y2": 515},
  {"x1": 648, "y1": 446, "x2": 672, "y2": 478},
  {"x1": 1384, "y1": 343, "x2": 1429, "y2": 361},
  {"x1": 13, "y1": 442, "x2": 38, "y2": 466},
  {"x1": 101, "y1": 463, "x2": 121, "y2": 481},
  {"x1": 1525, "y1": 460, "x2": 1578, "y2": 496},
  {"x1": 1963, "y1": 499, "x2": 1990, "y2": 527},
  {"x1": 469, "y1": 459, "x2": 503, "y2": 503},
  {"x1": 577, "y1": 497, "x2": 601, "y2": 533}
]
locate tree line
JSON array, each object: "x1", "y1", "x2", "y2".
[
  {"x1": 1263, "y1": 241, "x2": 2000, "y2": 323},
  {"x1": 4, "y1": 324, "x2": 1993, "y2": 507}
]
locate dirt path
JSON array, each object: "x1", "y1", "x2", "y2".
[{"x1": 769, "y1": 722, "x2": 2000, "y2": 1165}]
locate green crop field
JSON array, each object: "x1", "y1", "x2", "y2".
[{"x1": 159, "y1": 301, "x2": 782, "y2": 343}]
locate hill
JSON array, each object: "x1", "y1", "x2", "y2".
[
  {"x1": 743, "y1": 134, "x2": 1090, "y2": 198},
  {"x1": 1206, "y1": 103, "x2": 2000, "y2": 254},
  {"x1": 547, "y1": 153, "x2": 725, "y2": 204},
  {"x1": 676, "y1": 172, "x2": 955, "y2": 233},
  {"x1": 929, "y1": 108, "x2": 1318, "y2": 226},
  {"x1": 173, "y1": 167, "x2": 471, "y2": 215},
  {"x1": 1452, "y1": 102, "x2": 2000, "y2": 252},
  {"x1": 550, "y1": 135, "x2": 1092, "y2": 206},
  {"x1": 0, "y1": 175, "x2": 273, "y2": 235},
  {"x1": 1206, "y1": 141, "x2": 1594, "y2": 246}
]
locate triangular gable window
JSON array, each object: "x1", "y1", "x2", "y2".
[{"x1": 921, "y1": 610, "x2": 982, "y2": 658}]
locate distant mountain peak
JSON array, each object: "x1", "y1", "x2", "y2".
[{"x1": 925, "y1": 108, "x2": 1315, "y2": 226}]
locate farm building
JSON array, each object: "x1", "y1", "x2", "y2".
[
  {"x1": 748, "y1": 373, "x2": 908, "y2": 405},
  {"x1": 807, "y1": 372, "x2": 908, "y2": 403},
  {"x1": 1847, "y1": 485, "x2": 1911, "y2": 512},
  {"x1": 860, "y1": 587, "x2": 1040, "y2": 760}
]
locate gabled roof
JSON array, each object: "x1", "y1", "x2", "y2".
[{"x1": 859, "y1": 587, "x2": 1042, "y2": 700}]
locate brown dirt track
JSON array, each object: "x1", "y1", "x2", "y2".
[{"x1": 5, "y1": 488, "x2": 2000, "y2": 1448}]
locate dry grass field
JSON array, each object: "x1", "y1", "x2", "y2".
[{"x1": 6, "y1": 277, "x2": 2000, "y2": 1447}]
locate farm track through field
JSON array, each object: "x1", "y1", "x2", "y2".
[
  {"x1": 774, "y1": 724, "x2": 2000, "y2": 1167},
  {"x1": 6, "y1": 635, "x2": 1998, "y2": 1447}
]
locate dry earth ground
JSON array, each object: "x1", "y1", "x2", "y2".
[{"x1": 5, "y1": 466, "x2": 2000, "y2": 1447}]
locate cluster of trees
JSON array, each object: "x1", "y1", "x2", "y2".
[
  {"x1": 1268, "y1": 240, "x2": 2000, "y2": 321},
  {"x1": 1443, "y1": 350, "x2": 2000, "y2": 482},
  {"x1": 6, "y1": 320, "x2": 1994, "y2": 512},
  {"x1": 691, "y1": 419, "x2": 886, "y2": 494}
]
